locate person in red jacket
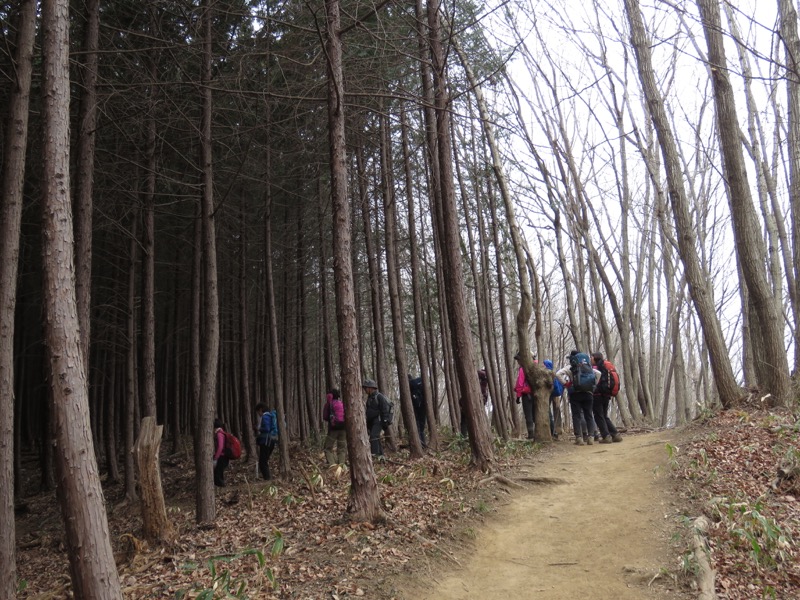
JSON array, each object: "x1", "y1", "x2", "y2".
[
  {"x1": 514, "y1": 353, "x2": 536, "y2": 439},
  {"x1": 213, "y1": 418, "x2": 229, "y2": 487}
]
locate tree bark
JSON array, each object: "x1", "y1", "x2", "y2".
[
  {"x1": 74, "y1": 0, "x2": 100, "y2": 367},
  {"x1": 0, "y1": 0, "x2": 36, "y2": 592},
  {"x1": 325, "y1": 0, "x2": 383, "y2": 520},
  {"x1": 695, "y1": 0, "x2": 791, "y2": 404},
  {"x1": 41, "y1": 0, "x2": 123, "y2": 593},
  {"x1": 380, "y1": 112, "x2": 424, "y2": 457},
  {"x1": 624, "y1": 0, "x2": 741, "y2": 406},
  {"x1": 427, "y1": 0, "x2": 494, "y2": 467},
  {"x1": 196, "y1": 0, "x2": 219, "y2": 524}
]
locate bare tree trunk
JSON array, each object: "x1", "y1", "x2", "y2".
[
  {"x1": 427, "y1": 0, "x2": 493, "y2": 468},
  {"x1": 239, "y1": 203, "x2": 254, "y2": 460},
  {"x1": 125, "y1": 211, "x2": 139, "y2": 503},
  {"x1": 41, "y1": 0, "x2": 123, "y2": 593},
  {"x1": 324, "y1": 0, "x2": 383, "y2": 520},
  {"x1": 778, "y1": 0, "x2": 800, "y2": 374},
  {"x1": 624, "y1": 0, "x2": 741, "y2": 406},
  {"x1": 74, "y1": 0, "x2": 99, "y2": 368},
  {"x1": 400, "y1": 105, "x2": 439, "y2": 450},
  {"x1": 0, "y1": 0, "x2": 35, "y2": 591},
  {"x1": 380, "y1": 112, "x2": 423, "y2": 457},
  {"x1": 195, "y1": 0, "x2": 219, "y2": 525},
  {"x1": 696, "y1": 0, "x2": 791, "y2": 403}
]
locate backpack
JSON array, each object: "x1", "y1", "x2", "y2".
[
  {"x1": 380, "y1": 393, "x2": 395, "y2": 426},
  {"x1": 570, "y1": 352, "x2": 595, "y2": 393},
  {"x1": 409, "y1": 377, "x2": 424, "y2": 409},
  {"x1": 597, "y1": 360, "x2": 620, "y2": 397},
  {"x1": 224, "y1": 431, "x2": 242, "y2": 460},
  {"x1": 329, "y1": 397, "x2": 345, "y2": 427},
  {"x1": 268, "y1": 410, "x2": 279, "y2": 439}
]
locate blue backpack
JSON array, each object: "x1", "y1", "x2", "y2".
[
  {"x1": 571, "y1": 352, "x2": 595, "y2": 392},
  {"x1": 268, "y1": 410, "x2": 279, "y2": 439}
]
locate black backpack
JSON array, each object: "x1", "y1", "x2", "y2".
[{"x1": 570, "y1": 352, "x2": 595, "y2": 392}]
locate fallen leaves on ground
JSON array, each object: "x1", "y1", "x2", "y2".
[
  {"x1": 672, "y1": 404, "x2": 800, "y2": 600},
  {"x1": 15, "y1": 436, "x2": 536, "y2": 599}
]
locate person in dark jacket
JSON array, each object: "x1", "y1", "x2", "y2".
[
  {"x1": 363, "y1": 379, "x2": 391, "y2": 457},
  {"x1": 591, "y1": 353, "x2": 623, "y2": 443},
  {"x1": 213, "y1": 418, "x2": 229, "y2": 487},
  {"x1": 408, "y1": 374, "x2": 426, "y2": 448},
  {"x1": 254, "y1": 403, "x2": 276, "y2": 480}
]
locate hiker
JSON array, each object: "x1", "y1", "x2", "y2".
[
  {"x1": 254, "y1": 403, "x2": 278, "y2": 480},
  {"x1": 363, "y1": 379, "x2": 392, "y2": 457},
  {"x1": 556, "y1": 350, "x2": 598, "y2": 446},
  {"x1": 478, "y1": 368, "x2": 489, "y2": 406},
  {"x1": 408, "y1": 374, "x2": 427, "y2": 448},
  {"x1": 213, "y1": 418, "x2": 229, "y2": 487},
  {"x1": 543, "y1": 359, "x2": 562, "y2": 439},
  {"x1": 514, "y1": 352, "x2": 536, "y2": 439},
  {"x1": 592, "y1": 353, "x2": 623, "y2": 443},
  {"x1": 322, "y1": 388, "x2": 347, "y2": 465}
]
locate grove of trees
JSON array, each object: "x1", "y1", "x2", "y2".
[{"x1": 0, "y1": 0, "x2": 797, "y2": 595}]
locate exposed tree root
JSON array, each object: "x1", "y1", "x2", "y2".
[
  {"x1": 515, "y1": 476, "x2": 568, "y2": 485},
  {"x1": 478, "y1": 474, "x2": 524, "y2": 489}
]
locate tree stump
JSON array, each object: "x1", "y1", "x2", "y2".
[{"x1": 134, "y1": 416, "x2": 175, "y2": 544}]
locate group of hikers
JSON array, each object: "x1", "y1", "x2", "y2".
[
  {"x1": 210, "y1": 348, "x2": 624, "y2": 482},
  {"x1": 513, "y1": 350, "x2": 623, "y2": 445}
]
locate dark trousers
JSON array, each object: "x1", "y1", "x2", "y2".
[
  {"x1": 570, "y1": 392, "x2": 596, "y2": 438},
  {"x1": 368, "y1": 418, "x2": 383, "y2": 456},
  {"x1": 521, "y1": 394, "x2": 535, "y2": 438},
  {"x1": 258, "y1": 439, "x2": 275, "y2": 479},
  {"x1": 414, "y1": 405, "x2": 427, "y2": 447},
  {"x1": 214, "y1": 456, "x2": 229, "y2": 487},
  {"x1": 593, "y1": 394, "x2": 618, "y2": 438}
]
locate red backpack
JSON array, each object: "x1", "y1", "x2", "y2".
[
  {"x1": 603, "y1": 360, "x2": 621, "y2": 397},
  {"x1": 224, "y1": 431, "x2": 242, "y2": 459}
]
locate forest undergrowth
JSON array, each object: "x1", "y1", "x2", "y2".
[
  {"x1": 670, "y1": 402, "x2": 800, "y2": 599},
  {"x1": 14, "y1": 434, "x2": 535, "y2": 599}
]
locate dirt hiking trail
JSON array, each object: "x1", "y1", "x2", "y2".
[{"x1": 417, "y1": 432, "x2": 689, "y2": 600}]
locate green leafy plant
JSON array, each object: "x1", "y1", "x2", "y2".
[
  {"x1": 270, "y1": 529, "x2": 284, "y2": 559},
  {"x1": 175, "y1": 548, "x2": 270, "y2": 599},
  {"x1": 664, "y1": 443, "x2": 679, "y2": 469}
]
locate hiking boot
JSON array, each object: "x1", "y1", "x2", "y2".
[
  {"x1": 600, "y1": 435, "x2": 613, "y2": 444},
  {"x1": 612, "y1": 434, "x2": 623, "y2": 443},
  {"x1": 584, "y1": 436, "x2": 593, "y2": 445},
  {"x1": 575, "y1": 437, "x2": 585, "y2": 446}
]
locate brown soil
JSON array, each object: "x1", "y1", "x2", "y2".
[{"x1": 406, "y1": 432, "x2": 692, "y2": 600}]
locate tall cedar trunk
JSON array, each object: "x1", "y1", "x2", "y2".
[
  {"x1": 400, "y1": 105, "x2": 438, "y2": 450},
  {"x1": 318, "y1": 181, "x2": 335, "y2": 392},
  {"x1": 324, "y1": 0, "x2": 383, "y2": 520},
  {"x1": 624, "y1": 0, "x2": 741, "y2": 406},
  {"x1": 266, "y1": 179, "x2": 291, "y2": 471},
  {"x1": 104, "y1": 347, "x2": 120, "y2": 482},
  {"x1": 0, "y1": 0, "x2": 35, "y2": 591},
  {"x1": 239, "y1": 203, "x2": 254, "y2": 459},
  {"x1": 41, "y1": 0, "x2": 123, "y2": 594},
  {"x1": 380, "y1": 113, "x2": 424, "y2": 457},
  {"x1": 695, "y1": 0, "x2": 791, "y2": 403},
  {"x1": 196, "y1": 0, "x2": 218, "y2": 524},
  {"x1": 125, "y1": 211, "x2": 139, "y2": 502},
  {"x1": 779, "y1": 0, "x2": 800, "y2": 374},
  {"x1": 74, "y1": 0, "x2": 99, "y2": 366},
  {"x1": 357, "y1": 146, "x2": 388, "y2": 392},
  {"x1": 427, "y1": 0, "x2": 493, "y2": 468}
]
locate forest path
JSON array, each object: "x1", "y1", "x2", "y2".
[{"x1": 417, "y1": 431, "x2": 690, "y2": 600}]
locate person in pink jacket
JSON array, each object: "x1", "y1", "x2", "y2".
[
  {"x1": 213, "y1": 418, "x2": 229, "y2": 487},
  {"x1": 514, "y1": 353, "x2": 536, "y2": 439}
]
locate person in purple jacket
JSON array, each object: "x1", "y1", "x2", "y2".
[{"x1": 322, "y1": 388, "x2": 347, "y2": 465}]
